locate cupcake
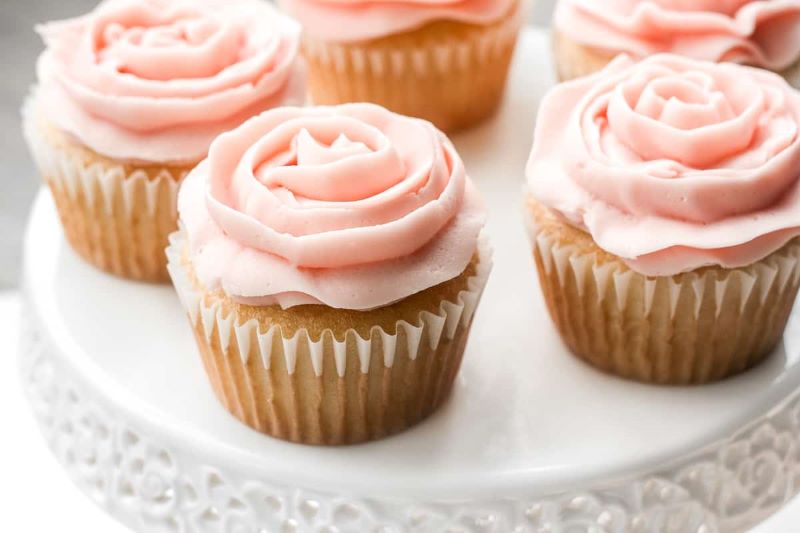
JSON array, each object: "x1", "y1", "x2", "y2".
[
  {"x1": 280, "y1": 0, "x2": 525, "y2": 132},
  {"x1": 166, "y1": 103, "x2": 491, "y2": 444},
  {"x1": 23, "y1": 0, "x2": 305, "y2": 282},
  {"x1": 526, "y1": 54, "x2": 800, "y2": 385},
  {"x1": 552, "y1": 0, "x2": 800, "y2": 84}
]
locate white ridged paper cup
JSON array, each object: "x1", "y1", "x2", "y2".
[
  {"x1": 302, "y1": 0, "x2": 525, "y2": 132},
  {"x1": 167, "y1": 229, "x2": 492, "y2": 445},
  {"x1": 23, "y1": 95, "x2": 188, "y2": 282},
  {"x1": 527, "y1": 200, "x2": 800, "y2": 385}
]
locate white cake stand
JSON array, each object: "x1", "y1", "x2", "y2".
[{"x1": 18, "y1": 30, "x2": 800, "y2": 533}]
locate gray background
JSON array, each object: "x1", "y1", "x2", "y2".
[{"x1": 0, "y1": 0, "x2": 556, "y2": 289}]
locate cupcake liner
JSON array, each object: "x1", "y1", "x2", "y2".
[
  {"x1": 302, "y1": 1, "x2": 525, "y2": 132},
  {"x1": 23, "y1": 96, "x2": 188, "y2": 282},
  {"x1": 166, "y1": 229, "x2": 492, "y2": 445},
  {"x1": 526, "y1": 210, "x2": 800, "y2": 385}
]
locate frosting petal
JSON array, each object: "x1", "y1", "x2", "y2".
[
  {"x1": 179, "y1": 104, "x2": 486, "y2": 309},
  {"x1": 280, "y1": 0, "x2": 516, "y2": 42},
  {"x1": 527, "y1": 54, "x2": 800, "y2": 276},
  {"x1": 555, "y1": 0, "x2": 800, "y2": 70},
  {"x1": 36, "y1": 0, "x2": 305, "y2": 163}
]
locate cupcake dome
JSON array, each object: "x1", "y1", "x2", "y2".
[
  {"x1": 169, "y1": 103, "x2": 491, "y2": 444},
  {"x1": 526, "y1": 54, "x2": 800, "y2": 383}
]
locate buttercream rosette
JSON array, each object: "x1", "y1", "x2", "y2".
[
  {"x1": 24, "y1": 0, "x2": 305, "y2": 282},
  {"x1": 553, "y1": 0, "x2": 800, "y2": 83},
  {"x1": 168, "y1": 103, "x2": 491, "y2": 444},
  {"x1": 281, "y1": 0, "x2": 524, "y2": 132},
  {"x1": 526, "y1": 54, "x2": 800, "y2": 384}
]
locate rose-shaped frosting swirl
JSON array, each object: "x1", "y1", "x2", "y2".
[
  {"x1": 527, "y1": 54, "x2": 800, "y2": 276},
  {"x1": 280, "y1": 0, "x2": 516, "y2": 42},
  {"x1": 555, "y1": 0, "x2": 800, "y2": 70},
  {"x1": 179, "y1": 103, "x2": 486, "y2": 309},
  {"x1": 35, "y1": 0, "x2": 304, "y2": 163}
]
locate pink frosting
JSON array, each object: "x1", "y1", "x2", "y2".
[
  {"x1": 279, "y1": 0, "x2": 516, "y2": 42},
  {"x1": 527, "y1": 54, "x2": 800, "y2": 276},
  {"x1": 35, "y1": 0, "x2": 305, "y2": 164},
  {"x1": 179, "y1": 103, "x2": 486, "y2": 310},
  {"x1": 555, "y1": 0, "x2": 800, "y2": 70}
]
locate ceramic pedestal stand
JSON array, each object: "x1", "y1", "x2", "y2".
[{"x1": 19, "y1": 30, "x2": 800, "y2": 533}]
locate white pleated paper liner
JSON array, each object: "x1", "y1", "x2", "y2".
[
  {"x1": 525, "y1": 203, "x2": 800, "y2": 384},
  {"x1": 303, "y1": 1, "x2": 525, "y2": 78},
  {"x1": 166, "y1": 228, "x2": 492, "y2": 444},
  {"x1": 167, "y1": 228, "x2": 492, "y2": 377},
  {"x1": 301, "y1": 0, "x2": 527, "y2": 131},
  {"x1": 22, "y1": 92, "x2": 187, "y2": 282}
]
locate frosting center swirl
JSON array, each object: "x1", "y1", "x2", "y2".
[
  {"x1": 205, "y1": 106, "x2": 465, "y2": 268},
  {"x1": 253, "y1": 123, "x2": 406, "y2": 203},
  {"x1": 95, "y1": 7, "x2": 243, "y2": 81},
  {"x1": 603, "y1": 67, "x2": 763, "y2": 169}
]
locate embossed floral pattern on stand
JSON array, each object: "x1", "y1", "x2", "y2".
[{"x1": 17, "y1": 302, "x2": 800, "y2": 533}]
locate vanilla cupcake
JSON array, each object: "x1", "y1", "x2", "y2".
[
  {"x1": 281, "y1": 0, "x2": 525, "y2": 132},
  {"x1": 553, "y1": 0, "x2": 800, "y2": 84},
  {"x1": 167, "y1": 103, "x2": 490, "y2": 444},
  {"x1": 526, "y1": 54, "x2": 800, "y2": 385},
  {"x1": 24, "y1": 0, "x2": 305, "y2": 282}
]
